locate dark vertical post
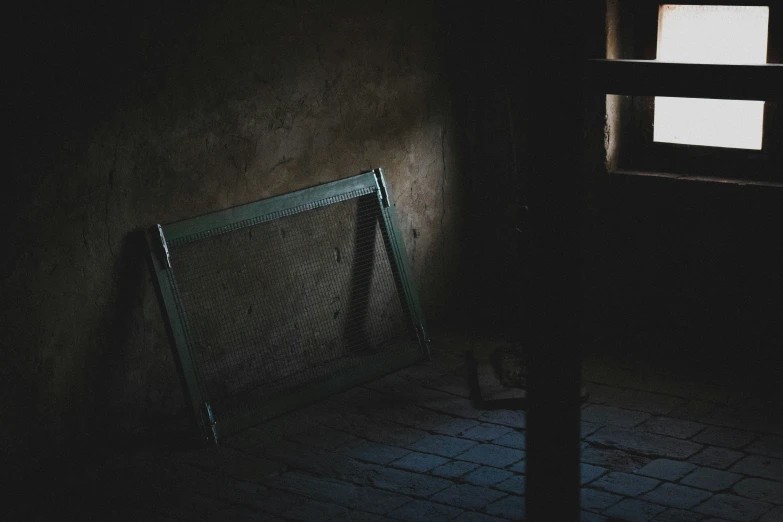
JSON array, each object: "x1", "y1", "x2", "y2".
[{"x1": 523, "y1": 1, "x2": 603, "y2": 520}]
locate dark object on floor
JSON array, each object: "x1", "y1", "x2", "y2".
[
  {"x1": 464, "y1": 349, "x2": 589, "y2": 410},
  {"x1": 491, "y1": 345, "x2": 529, "y2": 388}
]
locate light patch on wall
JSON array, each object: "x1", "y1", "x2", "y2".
[{"x1": 654, "y1": 4, "x2": 770, "y2": 150}]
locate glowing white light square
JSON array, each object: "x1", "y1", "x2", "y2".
[{"x1": 654, "y1": 5, "x2": 769, "y2": 150}]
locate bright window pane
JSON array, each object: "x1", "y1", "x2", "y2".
[{"x1": 654, "y1": 5, "x2": 769, "y2": 150}]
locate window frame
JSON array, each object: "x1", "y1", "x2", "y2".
[{"x1": 606, "y1": 0, "x2": 782, "y2": 183}]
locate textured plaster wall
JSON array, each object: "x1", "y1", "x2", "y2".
[{"x1": 4, "y1": 1, "x2": 463, "y2": 465}]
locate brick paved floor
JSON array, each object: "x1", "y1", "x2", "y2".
[{"x1": 34, "y1": 334, "x2": 783, "y2": 521}]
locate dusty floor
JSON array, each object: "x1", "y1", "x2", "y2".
[{"x1": 25, "y1": 335, "x2": 783, "y2": 521}]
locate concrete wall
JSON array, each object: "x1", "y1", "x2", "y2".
[{"x1": 4, "y1": 0, "x2": 465, "y2": 466}]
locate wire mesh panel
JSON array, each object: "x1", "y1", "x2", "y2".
[{"x1": 147, "y1": 170, "x2": 427, "y2": 442}]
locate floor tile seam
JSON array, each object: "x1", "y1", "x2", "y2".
[
  {"x1": 451, "y1": 454, "x2": 526, "y2": 472},
  {"x1": 359, "y1": 380, "x2": 474, "y2": 403},
  {"x1": 585, "y1": 378, "x2": 783, "y2": 412},
  {"x1": 583, "y1": 379, "x2": 720, "y2": 404},
  {"x1": 267, "y1": 466, "x2": 519, "y2": 517},
  {"x1": 692, "y1": 423, "x2": 778, "y2": 441},
  {"x1": 318, "y1": 403, "x2": 454, "y2": 437},
  {"x1": 317, "y1": 417, "x2": 417, "y2": 443},
  {"x1": 474, "y1": 483, "x2": 525, "y2": 496},
  {"x1": 358, "y1": 374, "x2": 483, "y2": 402},
  {"x1": 634, "y1": 422, "x2": 710, "y2": 441},
  {"x1": 265, "y1": 422, "x2": 481, "y2": 476},
  {"x1": 583, "y1": 399, "x2": 687, "y2": 418},
  {"x1": 582, "y1": 439, "x2": 700, "y2": 461},
  {"x1": 732, "y1": 439, "x2": 762, "y2": 451},
  {"x1": 581, "y1": 487, "x2": 625, "y2": 514},
  {"x1": 314, "y1": 416, "x2": 465, "y2": 452},
  {"x1": 421, "y1": 374, "x2": 470, "y2": 399},
  {"x1": 676, "y1": 468, "x2": 768, "y2": 492},
  {"x1": 589, "y1": 420, "x2": 774, "y2": 451},
  {"x1": 322, "y1": 399, "x2": 526, "y2": 447},
  {"x1": 218, "y1": 440, "x2": 385, "y2": 486},
  {"x1": 288, "y1": 424, "x2": 422, "y2": 465},
  {"x1": 379, "y1": 505, "x2": 463, "y2": 522},
  {"x1": 600, "y1": 497, "x2": 669, "y2": 518},
  {"x1": 589, "y1": 478, "x2": 662, "y2": 498},
  {"x1": 674, "y1": 469, "x2": 783, "y2": 490},
  {"x1": 582, "y1": 360, "x2": 750, "y2": 387},
  {"x1": 415, "y1": 402, "x2": 516, "y2": 426},
  {"x1": 308, "y1": 425, "x2": 524, "y2": 474},
  {"x1": 580, "y1": 467, "x2": 610, "y2": 487},
  {"x1": 698, "y1": 444, "x2": 783, "y2": 463},
  {"x1": 354, "y1": 384, "x2": 477, "y2": 420},
  {"x1": 236, "y1": 431, "x2": 510, "y2": 493},
  {"x1": 687, "y1": 492, "x2": 778, "y2": 521}
]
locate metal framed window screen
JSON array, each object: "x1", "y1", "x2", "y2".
[{"x1": 146, "y1": 169, "x2": 429, "y2": 443}]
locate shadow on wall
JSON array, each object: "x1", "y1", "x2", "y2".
[{"x1": 89, "y1": 229, "x2": 191, "y2": 452}]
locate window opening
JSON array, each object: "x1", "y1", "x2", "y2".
[{"x1": 654, "y1": 4, "x2": 770, "y2": 149}]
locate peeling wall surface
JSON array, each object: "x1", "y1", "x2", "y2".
[{"x1": 4, "y1": 1, "x2": 464, "y2": 465}]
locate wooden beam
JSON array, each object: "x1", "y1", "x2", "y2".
[
  {"x1": 523, "y1": 1, "x2": 605, "y2": 520},
  {"x1": 587, "y1": 59, "x2": 783, "y2": 101}
]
